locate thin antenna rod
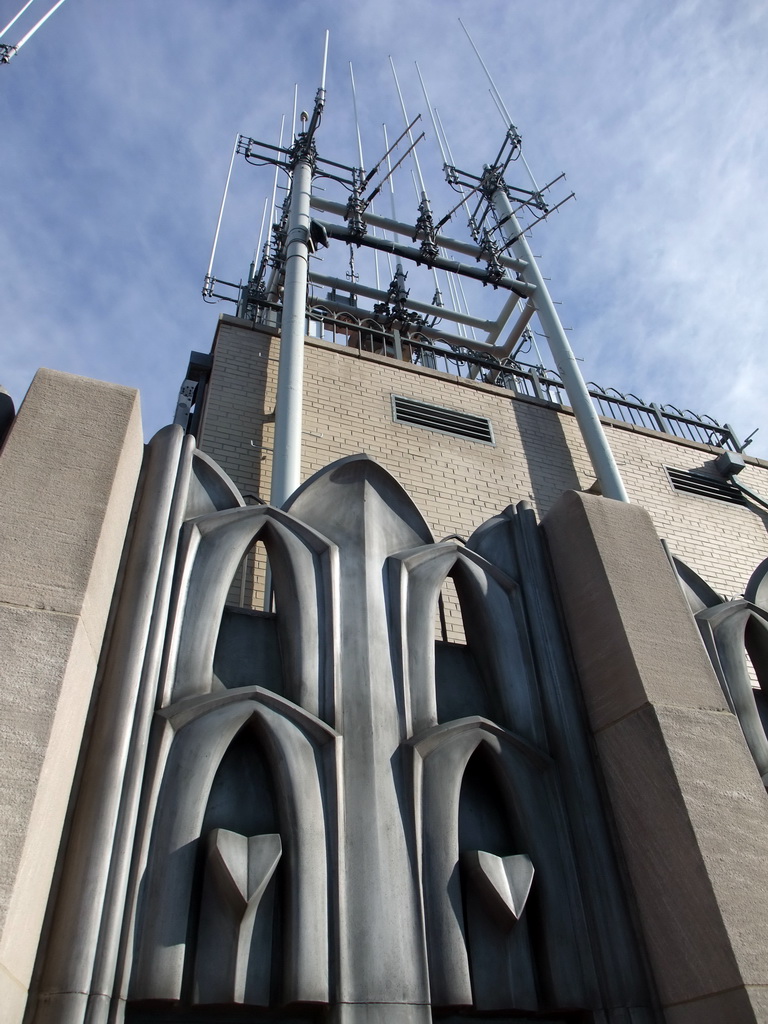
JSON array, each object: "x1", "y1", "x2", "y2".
[
  {"x1": 361, "y1": 116, "x2": 420, "y2": 189},
  {"x1": 14, "y1": 0, "x2": 67, "y2": 51},
  {"x1": 255, "y1": 195, "x2": 269, "y2": 264},
  {"x1": 205, "y1": 133, "x2": 239, "y2": 288},
  {"x1": 319, "y1": 28, "x2": 329, "y2": 92},
  {"x1": 488, "y1": 87, "x2": 509, "y2": 128},
  {"x1": 349, "y1": 62, "x2": 365, "y2": 172},
  {"x1": 408, "y1": 168, "x2": 420, "y2": 204},
  {"x1": 458, "y1": 17, "x2": 540, "y2": 192},
  {"x1": 458, "y1": 19, "x2": 512, "y2": 123},
  {"x1": 415, "y1": 62, "x2": 449, "y2": 166},
  {"x1": 0, "y1": 0, "x2": 35, "y2": 41},
  {"x1": 437, "y1": 104, "x2": 494, "y2": 244},
  {"x1": 371, "y1": 214, "x2": 382, "y2": 289},
  {"x1": 389, "y1": 57, "x2": 446, "y2": 300},
  {"x1": 434, "y1": 105, "x2": 480, "y2": 241},
  {"x1": 305, "y1": 29, "x2": 329, "y2": 140},
  {"x1": 434, "y1": 106, "x2": 457, "y2": 166},
  {"x1": 389, "y1": 56, "x2": 427, "y2": 195},
  {"x1": 382, "y1": 123, "x2": 398, "y2": 245},
  {"x1": 349, "y1": 64, "x2": 381, "y2": 288},
  {"x1": 455, "y1": 275, "x2": 478, "y2": 340},
  {"x1": 291, "y1": 84, "x2": 298, "y2": 141},
  {"x1": 402, "y1": 166, "x2": 443, "y2": 305},
  {"x1": 268, "y1": 115, "x2": 287, "y2": 245},
  {"x1": 443, "y1": 270, "x2": 465, "y2": 337},
  {"x1": 417, "y1": 62, "x2": 479, "y2": 325}
]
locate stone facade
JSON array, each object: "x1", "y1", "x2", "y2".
[
  {"x1": 0, "y1": 370, "x2": 143, "y2": 1022},
  {"x1": 1, "y1": 324, "x2": 767, "y2": 1023},
  {"x1": 197, "y1": 315, "x2": 768, "y2": 604}
]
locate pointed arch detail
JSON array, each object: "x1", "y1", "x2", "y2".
[
  {"x1": 698, "y1": 601, "x2": 768, "y2": 783},
  {"x1": 130, "y1": 688, "x2": 337, "y2": 1005},
  {"x1": 388, "y1": 542, "x2": 545, "y2": 746},
  {"x1": 409, "y1": 716, "x2": 593, "y2": 1009},
  {"x1": 161, "y1": 504, "x2": 339, "y2": 718}
]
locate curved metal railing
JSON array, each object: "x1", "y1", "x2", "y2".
[{"x1": 305, "y1": 305, "x2": 744, "y2": 451}]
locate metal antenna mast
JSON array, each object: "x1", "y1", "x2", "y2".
[
  {"x1": 270, "y1": 28, "x2": 329, "y2": 507},
  {"x1": 492, "y1": 183, "x2": 628, "y2": 499},
  {"x1": 390, "y1": 58, "x2": 444, "y2": 307},
  {"x1": 0, "y1": 0, "x2": 68, "y2": 64},
  {"x1": 455, "y1": 24, "x2": 628, "y2": 501},
  {"x1": 458, "y1": 17, "x2": 540, "y2": 195},
  {"x1": 416, "y1": 62, "x2": 481, "y2": 331},
  {"x1": 431, "y1": 100, "x2": 535, "y2": 360},
  {"x1": 209, "y1": 34, "x2": 624, "y2": 501}
]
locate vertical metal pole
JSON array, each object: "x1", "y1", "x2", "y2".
[
  {"x1": 270, "y1": 155, "x2": 312, "y2": 507},
  {"x1": 492, "y1": 186, "x2": 629, "y2": 501},
  {"x1": 270, "y1": 28, "x2": 326, "y2": 506}
]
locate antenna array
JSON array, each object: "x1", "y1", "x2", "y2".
[
  {"x1": 201, "y1": 25, "x2": 628, "y2": 502},
  {"x1": 202, "y1": 38, "x2": 576, "y2": 357}
]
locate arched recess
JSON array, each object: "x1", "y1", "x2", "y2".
[
  {"x1": 160, "y1": 504, "x2": 339, "y2": 722},
  {"x1": 435, "y1": 573, "x2": 467, "y2": 644},
  {"x1": 130, "y1": 688, "x2": 337, "y2": 1006},
  {"x1": 212, "y1": 538, "x2": 287, "y2": 693},
  {"x1": 194, "y1": 724, "x2": 282, "y2": 1006},
  {"x1": 410, "y1": 717, "x2": 597, "y2": 1012},
  {"x1": 697, "y1": 600, "x2": 768, "y2": 784},
  {"x1": 388, "y1": 543, "x2": 545, "y2": 747},
  {"x1": 458, "y1": 744, "x2": 537, "y2": 1011},
  {"x1": 667, "y1": 556, "x2": 768, "y2": 785}
]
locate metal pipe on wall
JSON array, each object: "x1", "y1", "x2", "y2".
[
  {"x1": 270, "y1": 155, "x2": 313, "y2": 507},
  {"x1": 491, "y1": 187, "x2": 629, "y2": 502}
]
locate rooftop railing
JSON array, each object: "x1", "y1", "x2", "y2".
[{"x1": 307, "y1": 304, "x2": 745, "y2": 452}]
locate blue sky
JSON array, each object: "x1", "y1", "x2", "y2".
[{"x1": 1, "y1": 0, "x2": 766, "y2": 456}]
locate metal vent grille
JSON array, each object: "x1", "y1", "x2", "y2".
[
  {"x1": 392, "y1": 395, "x2": 494, "y2": 444},
  {"x1": 666, "y1": 467, "x2": 748, "y2": 506}
]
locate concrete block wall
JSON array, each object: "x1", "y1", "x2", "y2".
[
  {"x1": 543, "y1": 491, "x2": 768, "y2": 1023},
  {"x1": 0, "y1": 369, "x2": 143, "y2": 1023},
  {"x1": 196, "y1": 316, "x2": 768, "y2": 613}
]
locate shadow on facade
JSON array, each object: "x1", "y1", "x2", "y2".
[{"x1": 510, "y1": 400, "x2": 581, "y2": 516}]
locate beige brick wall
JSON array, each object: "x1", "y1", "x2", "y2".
[{"x1": 196, "y1": 316, "x2": 768, "y2": 613}]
